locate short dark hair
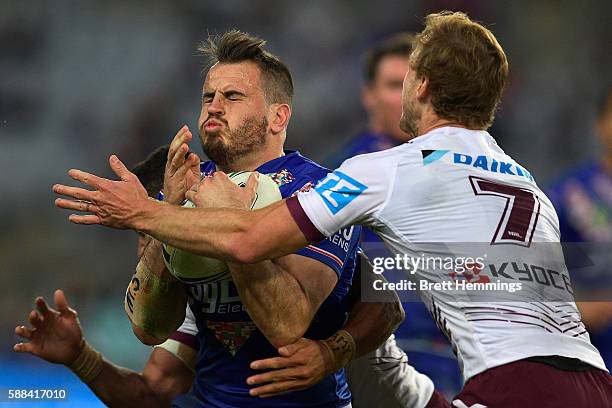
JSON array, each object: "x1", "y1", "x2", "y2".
[
  {"x1": 410, "y1": 11, "x2": 508, "y2": 130},
  {"x1": 131, "y1": 145, "x2": 169, "y2": 198},
  {"x1": 199, "y1": 30, "x2": 293, "y2": 105},
  {"x1": 363, "y1": 32, "x2": 414, "y2": 84}
]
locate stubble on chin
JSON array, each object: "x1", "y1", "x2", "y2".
[{"x1": 202, "y1": 116, "x2": 267, "y2": 167}]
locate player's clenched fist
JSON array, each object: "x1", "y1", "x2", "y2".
[
  {"x1": 164, "y1": 125, "x2": 201, "y2": 205},
  {"x1": 14, "y1": 290, "x2": 84, "y2": 365}
]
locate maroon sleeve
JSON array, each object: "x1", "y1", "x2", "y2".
[
  {"x1": 168, "y1": 331, "x2": 199, "y2": 351},
  {"x1": 286, "y1": 196, "x2": 326, "y2": 243}
]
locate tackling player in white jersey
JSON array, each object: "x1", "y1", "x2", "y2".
[{"x1": 54, "y1": 11, "x2": 612, "y2": 407}]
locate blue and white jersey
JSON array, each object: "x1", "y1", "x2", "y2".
[
  {"x1": 290, "y1": 127, "x2": 606, "y2": 382},
  {"x1": 176, "y1": 151, "x2": 360, "y2": 407}
]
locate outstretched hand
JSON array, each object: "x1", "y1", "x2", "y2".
[
  {"x1": 53, "y1": 155, "x2": 150, "y2": 229},
  {"x1": 246, "y1": 338, "x2": 334, "y2": 398},
  {"x1": 14, "y1": 290, "x2": 84, "y2": 365},
  {"x1": 164, "y1": 125, "x2": 201, "y2": 205}
]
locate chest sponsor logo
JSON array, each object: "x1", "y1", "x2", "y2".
[
  {"x1": 421, "y1": 150, "x2": 534, "y2": 182},
  {"x1": 205, "y1": 321, "x2": 256, "y2": 356}
]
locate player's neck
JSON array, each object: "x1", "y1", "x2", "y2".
[
  {"x1": 415, "y1": 108, "x2": 472, "y2": 137},
  {"x1": 417, "y1": 119, "x2": 466, "y2": 137},
  {"x1": 217, "y1": 147, "x2": 284, "y2": 173}
]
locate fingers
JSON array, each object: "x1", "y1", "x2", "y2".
[
  {"x1": 108, "y1": 155, "x2": 135, "y2": 182},
  {"x1": 15, "y1": 325, "x2": 34, "y2": 340},
  {"x1": 68, "y1": 214, "x2": 102, "y2": 225},
  {"x1": 184, "y1": 189, "x2": 196, "y2": 203},
  {"x1": 54, "y1": 198, "x2": 100, "y2": 213},
  {"x1": 13, "y1": 342, "x2": 36, "y2": 354},
  {"x1": 29, "y1": 310, "x2": 43, "y2": 328},
  {"x1": 168, "y1": 144, "x2": 190, "y2": 175},
  {"x1": 168, "y1": 126, "x2": 192, "y2": 157},
  {"x1": 245, "y1": 172, "x2": 259, "y2": 208},
  {"x1": 167, "y1": 126, "x2": 193, "y2": 170},
  {"x1": 53, "y1": 185, "x2": 96, "y2": 202},
  {"x1": 67, "y1": 169, "x2": 104, "y2": 188},
  {"x1": 249, "y1": 379, "x2": 309, "y2": 398},
  {"x1": 247, "y1": 366, "x2": 299, "y2": 385},
  {"x1": 250, "y1": 356, "x2": 291, "y2": 371},
  {"x1": 278, "y1": 338, "x2": 308, "y2": 357},
  {"x1": 187, "y1": 152, "x2": 201, "y2": 167},
  {"x1": 54, "y1": 289, "x2": 72, "y2": 315},
  {"x1": 35, "y1": 297, "x2": 51, "y2": 317}
]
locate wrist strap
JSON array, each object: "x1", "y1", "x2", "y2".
[
  {"x1": 69, "y1": 340, "x2": 103, "y2": 383},
  {"x1": 320, "y1": 329, "x2": 357, "y2": 372}
]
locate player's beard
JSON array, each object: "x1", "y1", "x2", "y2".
[
  {"x1": 201, "y1": 115, "x2": 268, "y2": 168},
  {"x1": 399, "y1": 95, "x2": 420, "y2": 140},
  {"x1": 399, "y1": 78, "x2": 420, "y2": 140}
]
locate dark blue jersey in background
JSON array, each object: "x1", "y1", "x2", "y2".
[{"x1": 548, "y1": 160, "x2": 612, "y2": 370}]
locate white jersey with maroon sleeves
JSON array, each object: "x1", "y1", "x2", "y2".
[{"x1": 291, "y1": 126, "x2": 607, "y2": 381}]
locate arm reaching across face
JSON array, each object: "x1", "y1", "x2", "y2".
[
  {"x1": 53, "y1": 156, "x2": 310, "y2": 262},
  {"x1": 53, "y1": 154, "x2": 390, "y2": 265}
]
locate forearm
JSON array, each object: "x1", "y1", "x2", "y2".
[
  {"x1": 134, "y1": 199, "x2": 253, "y2": 262},
  {"x1": 318, "y1": 299, "x2": 404, "y2": 374},
  {"x1": 125, "y1": 239, "x2": 187, "y2": 344},
  {"x1": 344, "y1": 300, "x2": 404, "y2": 358},
  {"x1": 344, "y1": 272, "x2": 404, "y2": 358},
  {"x1": 86, "y1": 359, "x2": 165, "y2": 408},
  {"x1": 228, "y1": 260, "x2": 312, "y2": 348},
  {"x1": 134, "y1": 199, "x2": 307, "y2": 263}
]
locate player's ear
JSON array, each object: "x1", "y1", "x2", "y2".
[
  {"x1": 269, "y1": 103, "x2": 291, "y2": 134},
  {"x1": 416, "y1": 75, "x2": 429, "y2": 101}
]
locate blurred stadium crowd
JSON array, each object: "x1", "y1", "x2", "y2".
[{"x1": 1, "y1": 0, "x2": 610, "y2": 405}]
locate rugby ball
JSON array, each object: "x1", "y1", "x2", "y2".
[{"x1": 162, "y1": 171, "x2": 281, "y2": 284}]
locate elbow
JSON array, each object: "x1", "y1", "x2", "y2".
[
  {"x1": 226, "y1": 233, "x2": 266, "y2": 264},
  {"x1": 132, "y1": 323, "x2": 168, "y2": 346},
  {"x1": 389, "y1": 300, "x2": 405, "y2": 332},
  {"x1": 267, "y1": 329, "x2": 305, "y2": 350},
  {"x1": 263, "y1": 320, "x2": 310, "y2": 349}
]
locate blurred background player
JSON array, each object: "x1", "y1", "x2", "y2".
[
  {"x1": 548, "y1": 85, "x2": 612, "y2": 370},
  {"x1": 327, "y1": 32, "x2": 462, "y2": 399},
  {"x1": 326, "y1": 32, "x2": 414, "y2": 169}
]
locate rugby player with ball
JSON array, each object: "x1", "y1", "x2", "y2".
[
  {"x1": 54, "y1": 31, "x2": 443, "y2": 407},
  {"x1": 55, "y1": 12, "x2": 612, "y2": 407}
]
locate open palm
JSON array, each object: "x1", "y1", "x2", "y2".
[{"x1": 14, "y1": 289, "x2": 84, "y2": 365}]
